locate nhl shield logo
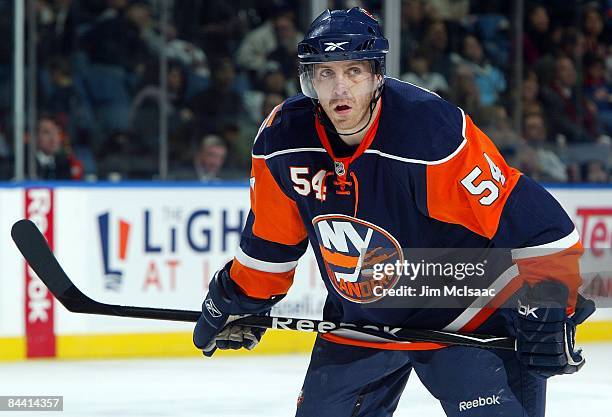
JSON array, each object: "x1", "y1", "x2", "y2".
[
  {"x1": 313, "y1": 214, "x2": 403, "y2": 303},
  {"x1": 334, "y1": 161, "x2": 346, "y2": 176}
]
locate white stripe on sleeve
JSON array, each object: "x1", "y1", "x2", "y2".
[{"x1": 235, "y1": 247, "x2": 298, "y2": 273}]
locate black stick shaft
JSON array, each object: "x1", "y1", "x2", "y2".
[{"x1": 11, "y1": 219, "x2": 516, "y2": 351}]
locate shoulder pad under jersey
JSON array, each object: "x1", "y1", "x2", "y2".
[
  {"x1": 372, "y1": 78, "x2": 466, "y2": 165},
  {"x1": 252, "y1": 94, "x2": 320, "y2": 158}
]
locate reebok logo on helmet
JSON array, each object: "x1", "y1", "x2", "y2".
[{"x1": 324, "y1": 41, "x2": 349, "y2": 51}]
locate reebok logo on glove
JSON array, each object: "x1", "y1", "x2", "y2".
[
  {"x1": 518, "y1": 299, "x2": 539, "y2": 319},
  {"x1": 205, "y1": 299, "x2": 222, "y2": 318},
  {"x1": 458, "y1": 395, "x2": 501, "y2": 411}
]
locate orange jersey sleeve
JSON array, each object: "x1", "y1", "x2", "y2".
[
  {"x1": 426, "y1": 114, "x2": 522, "y2": 239},
  {"x1": 229, "y1": 106, "x2": 309, "y2": 299},
  {"x1": 249, "y1": 157, "x2": 308, "y2": 245},
  {"x1": 425, "y1": 112, "x2": 583, "y2": 308}
]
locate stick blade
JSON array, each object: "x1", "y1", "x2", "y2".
[{"x1": 11, "y1": 219, "x2": 91, "y2": 312}]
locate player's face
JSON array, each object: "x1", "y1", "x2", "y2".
[{"x1": 312, "y1": 60, "x2": 380, "y2": 132}]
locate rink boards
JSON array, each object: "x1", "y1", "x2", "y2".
[{"x1": 0, "y1": 182, "x2": 611, "y2": 361}]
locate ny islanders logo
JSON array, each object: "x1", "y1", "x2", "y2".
[{"x1": 313, "y1": 214, "x2": 403, "y2": 303}]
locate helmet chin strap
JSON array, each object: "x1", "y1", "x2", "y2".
[{"x1": 313, "y1": 82, "x2": 384, "y2": 137}]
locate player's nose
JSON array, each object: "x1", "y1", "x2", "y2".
[{"x1": 331, "y1": 77, "x2": 351, "y2": 97}]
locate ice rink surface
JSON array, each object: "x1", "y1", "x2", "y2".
[{"x1": 1, "y1": 343, "x2": 610, "y2": 417}]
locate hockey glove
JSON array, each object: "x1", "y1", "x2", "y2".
[
  {"x1": 193, "y1": 261, "x2": 283, "y2": 357},
  {"x1": 513, "y1": 281, "x2": 595, "y2": 378}
]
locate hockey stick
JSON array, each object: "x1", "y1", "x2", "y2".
[{"x1": 11, "y1": 219, "x2": 516, "y2": 350}]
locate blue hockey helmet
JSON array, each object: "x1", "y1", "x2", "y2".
[{"x1": 298, "y1": 8, "x2": 389, "y2": 99}]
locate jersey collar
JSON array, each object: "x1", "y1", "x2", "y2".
[{"x1": 315, "y1": 101, "x2": 382, "y2": 167}]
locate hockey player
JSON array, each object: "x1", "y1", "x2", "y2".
[{"x1": 193, "y1": 8, "x2": 595, "y2": 417}]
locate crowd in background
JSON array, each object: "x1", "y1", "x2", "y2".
[
  {"x1": 399, "y1": 0, "x2": 611, "y2": 183},
  {"x1": 0, "y1": 0, "x2": 610, "y2": 182}
]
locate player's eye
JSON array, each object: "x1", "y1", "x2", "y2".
[
  {"x1": 319, "y1": 69, "x2": 333, "y2": 78},
  {"x1": 348, "y1": 67, "x2": 362, "y2": 76}
]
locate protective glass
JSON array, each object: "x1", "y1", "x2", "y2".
[{"x1": 299, "y1": 60, "x2": 381, "y2": 100}]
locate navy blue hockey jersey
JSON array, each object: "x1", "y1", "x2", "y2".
[{"x1": 229, "y1": 78, "x2": 582, "y2": 350}]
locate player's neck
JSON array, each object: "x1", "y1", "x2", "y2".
[{"x1": 335, "y1": 100, "x2": 381, "y2": 146}]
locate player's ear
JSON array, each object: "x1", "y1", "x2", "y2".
[{"x1": 375, "y1": 73, "x2": 384, "y2": 87}]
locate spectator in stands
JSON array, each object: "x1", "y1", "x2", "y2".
[
  {"x1": 540, "y1": 56, "x2": 599, "y2": 142},
  {"x1": 244, "y1": 69, "x2": 291, "y2": 126},
  {"x1": 265, "y1": 13, "x2": 301, "y2": 86},
  {"x1": 400, "y1": 0, "x2": 428, "y2": 73},
  {"x1": 235, "y1": 6, "x2": 303, "y2": 81},
  {"x1": 220, "y1": 122, "x2": 251, "y2": 177},
  {"x1": 536, "y1": 28, "x2": 586, "y2": 87},
  {"x1": 190, "y1": 134, "x2": 228, "y2": 181},
  {"x1": 42, "y1": 57, "x2": 76, "y2": 116},
  {"x1": 523, "y1": 5, "x2": 552, "y2": 66},
  {"x1": 80, "y1": 0, "x2": 152, "y2": 73},
  {"x1": 262, "y1": 69, "x2": 292, "y2": 96},
  {"x1": 36, "y1": 0, "x2": 78, "y2": 61},
  {"x1": 35, "y1": 1, "x2": 59, "y2": 60},
  {"x1": 187, "y1": 0, "x2": 245, "y2": 55},
  {"x1": 186, "y1": 56, "x2": 245, "y2": 136},
  {"x1": 513, "y1": 144, "x2": 541, "y2": 180},
  {"x1": 130, "y1": 60, "x2": 190, "y2": 155},
  {"x1": 482, "y1": 105, "x2": 522, "y2": 149},
  {"x1": 232, "y1": 92, "x2": 285, "y2": 177},
  {"x1": 523, "y1": 113, "x2": 568, "y2": 182},
  {"x1": 139, "y1": 17, "x2": 211, "y2": 87},
  {"x1": 582, "y1": 5, "x2": 607, "y2": 59},
  {"x1": 449, "y1": 64, "x2": 486, "y2": 123},
  {"x1": 96, "y1": 131, "x2": 135, "y2": 180},
  {"x1": 521, "y1": 71, "x2": 543, "y2": 117},
  {"x1": 97, "y1": 129, "x2": 171, "y2": 180},
  {"x1": 163, "y1": 37, "x2": 210, "y2": 83},
  {"x1": 19, "y1": 1, "x2": 610, "y2": 185},
  {"x1": 421, "y1": 20, "x2": 453, "y2": 81},
  {"x1": 262, "y1": 93, "x2": 284, "y2": 119},
  {"x1": 559, "y1": 28, "x2": 588, "y2": 63},
  {"x1": 401, "y1": 51, "x2": 449, "y2": 96},
  {"x1": 41, "y1": 56, "x2": 94, "y2": 143},
  {"x1": 584, "y1": 55, "x2": 612, "y2": 134},
  {"x1": 566, "y1": 162, "x2": 581, "y2": 183},
  {"x1": 34, "y1": 116, "x2": 76, "y2": 180},
  {"x1": 580, "y1": 160, "x2": 609, "y2": 183},
  {"x1": 453, "y1": 34, "x2": 506, "y2": 106},
  {"x1": 426, "y1": 0, "x2": 469, "y2": 22},
  {"x1": 469, "y1": 6, "x2": 510, "y2": 69},
  {"x1": 77, "y1": 1, "x2": 155, "y2": 138}
]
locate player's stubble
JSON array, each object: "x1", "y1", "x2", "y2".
[{"x1": 317, "y1": 72, "x2": 382, "y2": 143}]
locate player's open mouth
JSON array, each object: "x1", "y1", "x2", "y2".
[{"x1": 334, "y1": 104, "x2": 352, "y2": 115}]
